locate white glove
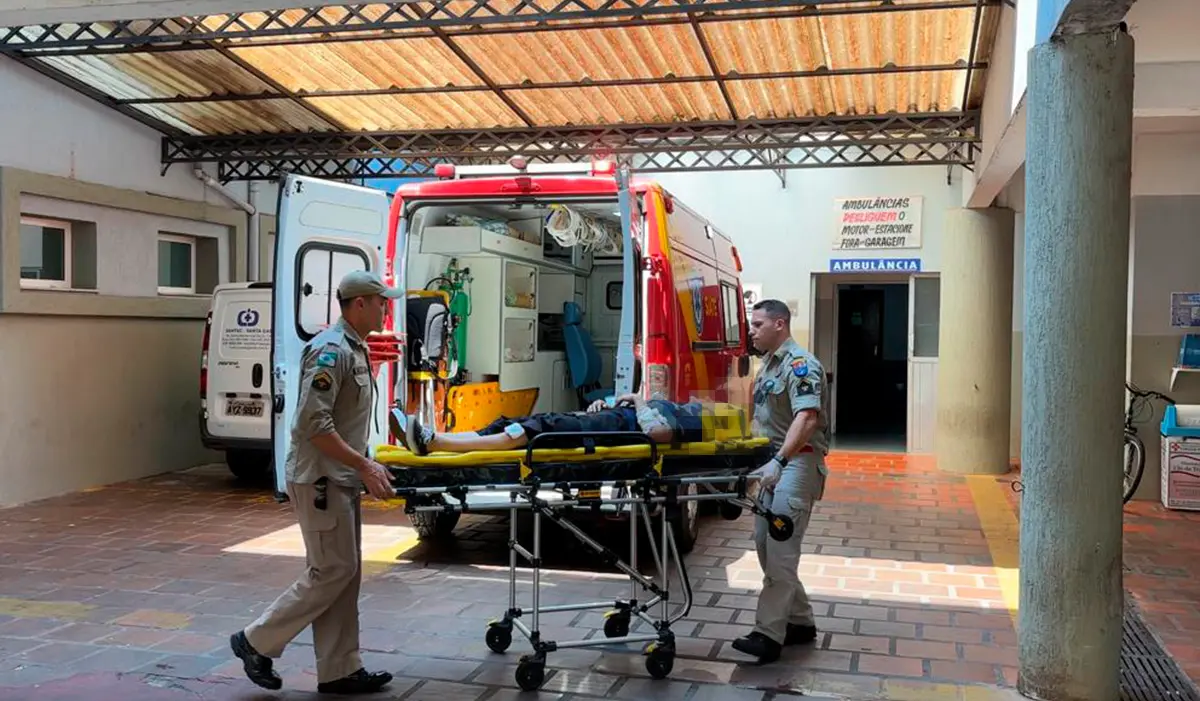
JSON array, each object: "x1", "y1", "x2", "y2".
[{"x1": 750, "y1": 458, "x2": 782, "y2": 492}]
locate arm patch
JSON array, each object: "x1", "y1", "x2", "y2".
[
  {"x1": 312, "y1": 369, "x2": 334, "y2": 391},
  {"x1": 316, "y1": 349, "x2": 339, "y2": 368}
]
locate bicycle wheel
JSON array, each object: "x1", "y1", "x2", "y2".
[{"x1": 1123, "y1": 431, "x2": 1145, "y2": 504}]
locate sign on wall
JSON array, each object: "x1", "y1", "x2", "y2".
[
  {"x1": 829, "y1": 258, "x2": 922, "y2": 273},
  {"x1": 832, "y1": 196, "x2": 923, "y2": 250},
  {"x1": 1171, "y1": 293, "x2": 1200, "y2": 328}
]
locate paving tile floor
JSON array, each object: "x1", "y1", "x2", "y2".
[{"x1": 0, "y1": 450, "x2": 1182, "y2": 700}]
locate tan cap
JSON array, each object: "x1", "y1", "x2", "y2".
[{"x1": 336, "y1": 270, "x2": 403, "y2": 301}]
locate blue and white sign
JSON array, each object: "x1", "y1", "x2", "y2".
[
  {"x1": 829, "y1": 258, "x2": 922, "y2": 273},
  {"x1": 1171, "y1": 293, "x2": 1200, "y2": 329}
]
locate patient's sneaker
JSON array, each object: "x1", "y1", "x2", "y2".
[
  {"x1": 406, "y1": 415, "x2": 434, "y2": 456},
  {"x1": 388, "y1": 408, "x2": 408, "y2": 446}
]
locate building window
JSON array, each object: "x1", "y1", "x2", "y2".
[
  {"x1": 158, "y1": 233, "x2": 196, "y2": 295},
  {"x1": 912, "y1": 275, "x2": 940, "y2": 359},
  {"x1": 19, "y1": 216, "x2": 71, "y2": 289}
]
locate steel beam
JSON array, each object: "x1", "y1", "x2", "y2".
[
  {"x1": 159, "y1": 111, "x2": 979, "y2": 182},
  {"x1": 0, "y1": 0, "x2": 1001, "y2": 52}
]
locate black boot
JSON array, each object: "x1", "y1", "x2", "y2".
[
  {"x1": 785, "y1": 623, "x2": 818, "y2": 645},
  {"x1": 229, "y1": 631, "x2": 282, "y2": 691},
  {"x1": 731, "y1": 631, "x2": 782, "y2": 664},
  {"x1": 317, "y1": 668, "x2": 393, "y2": 695}
]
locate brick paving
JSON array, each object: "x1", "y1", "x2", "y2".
[{"x1": 8, "y1": 449, "x2": 1181, "y2": 700}]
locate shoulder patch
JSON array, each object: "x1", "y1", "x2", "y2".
[
  {"x1": 316, "y1": 349, "x2": 338, "y2": 368},
  {"x1": 790, "y1": 357, "x2": 809, "y2": 378},
  {"x1": 311, "y1": 369, "x2": 333, "y2": 391}
]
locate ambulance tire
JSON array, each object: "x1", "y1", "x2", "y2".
[
  {"x1": 411, "y1": 510, "x2": 461, "y2": 540},
  {"x1": 227, "y1": 449, "x2": 271, "y2": 483},
  {"x1": 668, "y1": 483, "x2": 700, "y2": 555}
]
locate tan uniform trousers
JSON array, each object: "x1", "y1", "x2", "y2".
[
  {"x1": 752, "y1": 452, "x2": 826, "y2": 645},
  {"x1": 245, "y1": 480, "x2": 363, "y2": 683}
]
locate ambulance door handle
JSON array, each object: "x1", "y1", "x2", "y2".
[{"x1": 252, "y1": 363, "x2": 264, "y2": 389}]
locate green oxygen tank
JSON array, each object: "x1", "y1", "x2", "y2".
[{"x1": 433, "y1": 258, "x2": 471, "y2": 384}]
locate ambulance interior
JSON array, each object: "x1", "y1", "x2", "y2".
[{"x1": 402, "y1": 198, "x2": 634, "y2": 432}]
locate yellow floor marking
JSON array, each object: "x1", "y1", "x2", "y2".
[
  {"x1": 0, "y1": 598, "x2": 94, "y2": 620},
  {"x1": 111, "y1": 609, "x2": 192, "y2": 630},
  {"x1": 361, "y1": 534, "x2": 421, "y2": 577},
  {"x1": 966, "y1": 475, "x2": 1021, "y2": 625}
]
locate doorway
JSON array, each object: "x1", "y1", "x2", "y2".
[{"x1": 834, "y1": 283, "x2": 908, "y2": 450}]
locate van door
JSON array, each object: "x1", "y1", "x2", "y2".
[
  {"x1": 271, "y1": 174, "x2": 393, "y2": 496},
  {"x1": 206, "y1": 284, "x2": 273, "y2": 444},
  {"x1": 613, "y1": 165, "x2": 639, "y2": 396}
]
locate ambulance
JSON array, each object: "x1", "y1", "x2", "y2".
[{"x1": 269, "y1": 158, "x2": 755, "y2": 553}]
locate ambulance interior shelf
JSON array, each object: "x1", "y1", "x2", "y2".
[{"x1": 1171, "y1": 334, "x2": 1200, "y2": 391}]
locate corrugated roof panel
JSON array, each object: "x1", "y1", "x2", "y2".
[
  {"x1": 228, "y1": 38, "x2": 484, "y2": 92},
  {"x1": 727, "y1": 72, "x2": 963, "y2": 119},
  {"x1": 304, "y1": 93, "x2": 525, "y2": 131},
  {"x1": 131, "y1": 98, "x2": 336, "y2": 135},
  {"x1": 510, "y1": 84, "x2": 731, "y2": 126},
  {"x1": 454, "y1": 25, "x2": 710, "y2": 84},
  {"x1": 33, "y1": 50, "x2": 274, "y2": 100}
]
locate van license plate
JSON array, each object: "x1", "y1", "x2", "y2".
[{"x1": 226, "y1": 399, "x2": 264, "y2": 417}]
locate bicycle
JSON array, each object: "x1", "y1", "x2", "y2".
[
  {"x1": 1010, "y1": 381, "x2": 1175, "y2": 504},
  {"x1": 1123, "y1": 381, "x2": 1175, "y2": 503}
]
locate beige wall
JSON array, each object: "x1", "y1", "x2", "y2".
[
  {"x1": 0, "y1": 315, "x2": 215, "y2": 506},
  {"x1": 0, "y1": 166, "x2": 247, "y2": 506}
]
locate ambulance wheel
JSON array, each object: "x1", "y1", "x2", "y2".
[
  {"x1": 485, "y1": 621, "x2": 512, "y2": 653},
  {"x1": 767, "y1": 513, "x2": 795, "y2": 542},
  {"x1": 719, "y1": 502, "x2": 744, "y2": 521},
  {"x1": 603, "y1": 611, "x2": 631, "y2": 638},
  {"x1": 411, "y1": 510, "x2": 460, "y2": 539},
  {"x1": 644, "y1": 645, "x2": 675, "y2": 679},
  {"x1": 515, "y1": 657, "x2": 546, "y2": 691},
  {"x1": 668, "y1": 484, "x2": 699, "y2": 555}
]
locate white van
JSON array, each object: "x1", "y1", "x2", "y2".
[{"x1": 199, "y1": 281, "x2": 274, "y2": 481}]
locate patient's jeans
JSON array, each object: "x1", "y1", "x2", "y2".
[{"x1": 752, "y1": 452, "x2": 826, "y2": 644}]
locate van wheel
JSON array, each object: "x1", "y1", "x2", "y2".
[
  {"x1": 411, "y1": 510, "x2": 460, "y2": 539},
  {"x1": 227, "y1": 450, "x2": 271, "y2": 483}
]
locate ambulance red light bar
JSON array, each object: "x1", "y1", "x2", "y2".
[
  {"x1": 429, "y1": 158, "x2": 617, "y2": 180},
  {"x1": 434, "y1": 163, "x2": 456, "y2": 179},
  {"x1": 591, "y1": 159, "x2": 616, "y2": 176}
]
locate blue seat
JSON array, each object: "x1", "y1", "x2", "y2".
[{"x1": 562, "y1": 301, "x2": 613, "y2": 406}]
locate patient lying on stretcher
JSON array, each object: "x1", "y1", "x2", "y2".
[{"x1": 389, "y1": 393, "x2": 705, "y2": 456}]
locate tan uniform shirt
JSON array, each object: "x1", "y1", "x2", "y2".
[
  {"x1": 285, "y1": 318, "x2": 374, "y2": 488},
  {"x1": 751, "y1": 338, "x2": 831, "y2": 459}
]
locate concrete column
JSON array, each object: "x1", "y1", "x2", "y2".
[
  {"x1": 936, "y1": 208, "x2": 1014, "y2": 475},
  {"x1": 1019, "y1": 27, "x2": 1134, "y2": 701}
]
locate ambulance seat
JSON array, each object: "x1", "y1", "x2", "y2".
[
  {"x1": 406, "y1": 295, "x2": 448, "y2": 372},
  {"x1": 562, "y1": 301, "x2": 612, "y2": 406}
]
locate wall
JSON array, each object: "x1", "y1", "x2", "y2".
[
  {"x1": 0, "y1": 57, "x2": 250, "y2": 506},
  {"x1": 650, "y1": 164, "x2": 962, "y2": 348}
]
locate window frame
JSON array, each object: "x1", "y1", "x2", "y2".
[
  {"x1": 719, "y1": 280, "x2": 742, "y2": 347},
  {"x1": 294, "y1": 241, "x2": 370, "y2": 343},
  {"x1": 19, "y1": 215, "x2": 72, "y2": 290},
  {"x1": 157, "y1": 233, "x2": 197, "y2": 296}
]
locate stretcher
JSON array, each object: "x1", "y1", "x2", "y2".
[{"x1": 376, "y1": 412, "x2": 795, "y2": 691}]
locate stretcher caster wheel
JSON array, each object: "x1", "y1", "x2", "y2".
[
  {"x1": 643, "y1": 642, "x2": 675, "y2": 679},
  {"x1": 767, "y1": 513, "x2": 795, "y2": 541},
  {"x1": 603, "y1": 610, "x2": 631, "y2": 638},
  {"x1": 719, "y1": 502, "x2": 743, "y2": 520},
  {"x1": 485, "y1": 621, "x2": 512, "y2": 653},
  {"x1": 515, "y1": 656, "x2": 546, "y2": 691}
]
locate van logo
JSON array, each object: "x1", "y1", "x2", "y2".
[
  {"x1": 237, "y1": 309, "x2": 260, "y2": 327},
  {"x1": 687, "y1": 277, "x2": 704, "y2": 331}
]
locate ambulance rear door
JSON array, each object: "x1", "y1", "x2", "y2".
[{"x1": 271, "y1": 174, "x2": 393, "y2": 496}]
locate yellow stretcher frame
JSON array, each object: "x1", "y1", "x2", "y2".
[{"x1": 374, "y1": 411, "x2": 791, "y2": 692}]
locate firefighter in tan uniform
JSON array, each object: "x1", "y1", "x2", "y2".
[
  {"x1": 732, "y1": 298, "x2": 830, "y2": 664},
  {"x1": 230, "y1": 270, "x2": 400, "y2": 695}
]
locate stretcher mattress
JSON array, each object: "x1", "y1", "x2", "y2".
[{"x1": 375, "y1": 436, "x2": 772, "y2": 489}]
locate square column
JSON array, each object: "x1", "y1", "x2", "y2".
[
  {"x1": 936, "y1": 207, "x2": 1015, "y2": 475},
  {"x1": 1019, "y1": 26, "x2": 1135, "y2": 701}
]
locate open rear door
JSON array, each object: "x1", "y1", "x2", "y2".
[
  {"x1": 271, "y1": 174, "x2": 393, "y2": 496},
  {"x1": 613, "y1": 165, "x2": 639, "y2": 397}
]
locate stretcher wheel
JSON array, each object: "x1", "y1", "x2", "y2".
[
  {"x1": 719, "y1": 502, "x2": 743, "y2": 520},
  {"x1": 603, "y1": 611, "x2": 631, "y2": 638},
  {"x1": 767, "y1": 513, "x2": 795, "y2": 541},
  {"x1": 485, "y1": 621, "x2": 512, "y2": 653},
  {"x1": 644, "y1": 643, "x2": 675, "y2": 679},
  {"x1": 515, "y1": 657, "x2": 546, "y2": 691}
]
